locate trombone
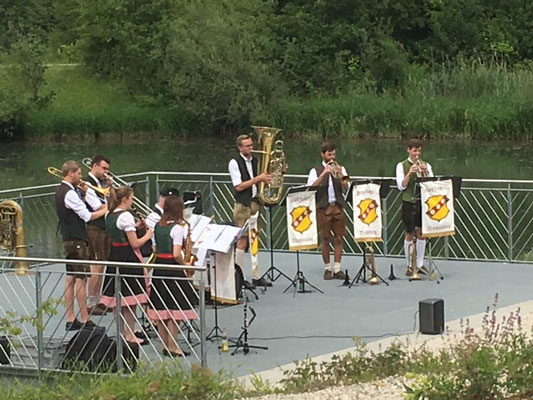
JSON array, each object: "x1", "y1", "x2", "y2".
[
  {"x1": 81, "y1": 158, "x2": 152, "y2": 220},
  {"x1": 47, "y1": 167, "x2": 110, "y2": 198}
]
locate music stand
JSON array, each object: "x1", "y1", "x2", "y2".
[
  {"x1": 259, "y1": 204, "x2": 293, "y2": 286},
  {"x1": 280, "y1": 185, "x2": 323, "y2": 295},
  {"x1": 200, "y1": 225, "x2": 243, "y2": 342},
  {"x1": 416, "y1": 175, "x2": 462, "y2": 283},
  {"x1": 229, "y1": 283, "x2": 268, "y2": 355},
  {"x1": 345, "y1": 179, "x2": 393, "y2": 288}
]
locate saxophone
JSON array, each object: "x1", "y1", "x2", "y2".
[
  {"x1": 0, "y1": 200, "x2": 29, "y2": 275},
  {"x1": 182, "y1": 220, "x2": 198, "y2": 268},
  {"x1": 251, "y1": 126, "x2": 286, "y2": 205}
]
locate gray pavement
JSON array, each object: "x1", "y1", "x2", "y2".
[{"x1": 1, "y1": 251, "x2": 532, "y2": 378}]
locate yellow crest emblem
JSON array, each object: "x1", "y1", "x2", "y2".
[
  {"x1": 357, "y1": 198, "x2": 378, "y2": 225},
  {"x1": 290, "y1": 206, "x2": 312, "y2": 234},
  {"x1": 425, "y1": 195, "x2": 450, "y2": 222},
  {"x1": 250, "y1": 228, "x2": 259, "y2": 256}
]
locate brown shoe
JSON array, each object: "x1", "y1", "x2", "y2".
[
  {"x1": 333, "y1": 270, "x2": 345, "y2": 280},
  {"x1": 87, "y1": 304, "x2": 107, "y2": 316},
  {"x1": 419, "y1": 266, "x2": 429, "y2": 275},
  {"x1": 323, "y1": 270, "x2": 333, "y2": 280},
  {"x1": 405, "y1": 267, "x2": 413, "y2": 277}
]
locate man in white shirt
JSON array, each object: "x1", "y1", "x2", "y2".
[
  {"x1": 145, "y1": 187, "x2": 180, "y2": 229},
  {"x1": 55, "y1": 161, "x2": 107, "y2": 331},
  {"x1": 307, "y1": 143, "x2": 349, "y2": 280},
  {"x1": 228, "y1": 134, "x2": 272, "y2": 287},
  {"x1": 395, "y1": 139, "x2": 434, "y2": 276}
]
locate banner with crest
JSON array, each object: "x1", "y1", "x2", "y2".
[
  {"x1": 285, "y1": 189, "x2": 318, "y2": 251},
  {"x1": 248, "y1": 212, "x2": 260, "y2": 277},
  {"x1": 352, "y1": 183, "x2": 382, "y2": 242},
  {"x1": 420, "y1": 179, "x2": 455, "y2": 238}
]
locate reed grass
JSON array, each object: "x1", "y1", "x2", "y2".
[{"x1": 25, "y1": 62, "x2": 533, "y2": 140}]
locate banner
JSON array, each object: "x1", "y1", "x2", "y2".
[
  {"x1": 421, "y1": 179, "x2": 455, "y2": 238},
  {"x1": 286, "y1": 189, "x2": 318, "y2": 250},
  {"x1": 248, "y1": 212, "x2": 260, "y2": 278},
  {"x1": 210, "y1": 251, "x2": 237, "y2": 304},
  {"x1": 352, "y1": 183, "x2": 382, "y2": 242}
]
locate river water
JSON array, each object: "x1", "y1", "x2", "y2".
[{"x1": 1, "y1": 137, "x2": 532, "y2": 189}]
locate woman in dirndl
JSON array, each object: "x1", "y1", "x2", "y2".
[
  {"x1": 100, "y1": 186, "x2": 153, "y2": 345},
  {"x1": 147, "y1": 195, "x2": 198, "y2": 357}
]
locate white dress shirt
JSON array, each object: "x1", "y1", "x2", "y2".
[
  {"x1": 84, "y1": 172, "x2": 106, "y2": 210},
  {"x1": 307, "y1": 162, "x2": 348, "y2": 204},
  {"x1": 145, "y1": 203, "x2": 164, "y2": 229},
  {"x1": 228, "y1": 153, "x2": 257, "y2": 198},
  {"x1": 62, "y1": 181, "x2": 92, "y2": 223},
  {"x1": 153, "y1": 223, "x2": 185, "y2": 248},
  {"x1": 395, "y1": 158, "x2": 434, "y2": 191},
  {"x1": 114, "y1": 208, "x2": 136, "y2": 232}
]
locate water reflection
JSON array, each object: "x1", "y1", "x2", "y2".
[{"x1": 1, "y1": 138, "x2": 532, "y2": 189}]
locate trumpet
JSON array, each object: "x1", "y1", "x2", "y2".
[
  {"x1": 414, "y1": 159, "x2": 429, "y2": 178},
  {"x1": 47, "y1": 167, "x2": 110, "y2": 198},
  {"x1": 81, "y1": 158, "x2": 152, "y2": 220},
  {"x1": 327, "y1": 160, "x2": 350, "y2": 184}
]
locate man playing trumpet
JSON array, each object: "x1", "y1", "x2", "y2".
[
  {"x1": 395, "y1": 139, "x2": 434, "y2": 276},
  {"x1": 307, "y1": 143, "x2": 349, "y2": 280}
]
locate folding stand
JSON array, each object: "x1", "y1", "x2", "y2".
[
  {"x1": 283, "y1": 250, "x2": 323, "y2": 295},
  {"x1": 345, "y1": 179, "x2": 393, "y2": 288},
  {"x1": 230, "y1": 284, "x2": 268, "y2": 355},
  {"x1": 416, "y1": 175, "x2": 462, "y2": 284},
  {"x1": 260, "y1": 204, "x2": 293, "y2": 285},
  {"x1": 206, "y1": 255, "x2": 225, "y2": 341},
  {"x1": 349, "y1": 245, "x2": 389, "y2": 288}
]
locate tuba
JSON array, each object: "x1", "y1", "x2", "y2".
[
  {"x1": 251, "y1": 126, "x2": 285, "y2": 205},
  {"x1": 0, "y1": 200, "x2": 29, "y2": 275}
]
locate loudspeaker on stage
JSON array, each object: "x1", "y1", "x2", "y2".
[{"x1": 419, "y1": 298, "x2": 444, "y2": 335}]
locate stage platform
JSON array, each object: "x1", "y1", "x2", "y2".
[{"x1": 1, "y1": 251, "x2": 532, "y2": 379}]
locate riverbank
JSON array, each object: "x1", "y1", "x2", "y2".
[{"x1": 17, "y1": 63, "x2": 533, "y2": 141}]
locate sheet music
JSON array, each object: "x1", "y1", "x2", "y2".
[
  {"x1": 192, "y1": 223, "x2": 242, "y2": 254},
  {"x1": 189, "y1": 214, "x2": 213, "y2": 242}
]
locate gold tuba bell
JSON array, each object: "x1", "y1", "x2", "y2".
[
  {"x1": 251, "y1": 126, "x2": 286, "y2": 205},
  {"x1": 0, "y1": 200, "x2": 29, "y2": 275}
]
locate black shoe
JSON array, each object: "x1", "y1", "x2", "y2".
[
  {"x1": 333, "y1": 270, "x2": 346, "y2": 280},
  {"x1": 65, "y1": 319, "x2": 83, "y2": 331},
  {"x1": 252, "y1": 277, "x2": 272, "y2": 287},
  {"x1": 82, "y1": 320, "x2": 102, "y2": 330},
  {"x1": 243, "y1": 280, "x2": 256, "y2": 290}
]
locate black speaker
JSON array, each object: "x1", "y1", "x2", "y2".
[
  {"x1": 183, "y1": 190, "x2": 202, "y2": 215},
  {"x1": 419, "y1": 298, "x2": 444, "y2": 334}
]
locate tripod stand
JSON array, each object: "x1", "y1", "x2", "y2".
[
  {"x1": 260, "y1": 204, "x2": 292, "y2": 285},
  {"x1": 206, "y1": 257, "x2": 224, "y2": 341},
  {"x1": 283, "y1": 250, "x2": 323, "y2": 295},
  {"x1": 349, "y1": 245, "x2": 389, "y2": 288},
  {"x1": 426, "y1": 239, "x2": 444, "y2": 283},
  {"x1": 229, "y1": 284, "x2": 268, "y2": 355}
]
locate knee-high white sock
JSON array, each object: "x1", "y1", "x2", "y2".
[
  {"x1": 416, "y1": 239, "x2": 426, "y2": 268},
  {"x1": 333, "y1": 262, "x2": 341, "y2": 273},
  {"x1": 404, "y1": 240, "x2": 414, "y2": 267}
]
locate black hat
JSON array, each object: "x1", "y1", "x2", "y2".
[{"x1": 159, "y1": 187, "x2": 180, "y2": 197}]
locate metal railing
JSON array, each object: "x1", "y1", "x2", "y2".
[
  {"x1": 1, "y1": 172, "x2": 533, "y2": 263},
  {"x1": 0, "y1": 255, "x2": 206, "y2": 376}
]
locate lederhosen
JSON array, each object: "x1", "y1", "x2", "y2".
[
  {"x1": 100, "y1": 210, "x2": 148, "y2": 307},
  {"x1": 55, "y1": 182, "x2": 90, "y2": 277},
  {"x1": 401, "y1": 158, "x2": 424, "y2": 233},
  {"x1": 85, "y1": 174, "x2": 111, "y2": 261},
  {"x1": 313, "y1": 164, "x2": 347, "y2": 237},
  {"x1": 147, "y1": 222, "x2": 198, "y2": 321}
]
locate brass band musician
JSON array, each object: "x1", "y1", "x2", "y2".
[
  {"x1": 395, "y1": 139, "x2": 434, "y2": 275},
  {"x1": 228, "y1": 134, "x2": 272, "y2": 288},
  {"x1": 307, "y1": 143, "x2": 349, "y2": 280}
]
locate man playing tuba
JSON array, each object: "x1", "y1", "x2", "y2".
[{"x1": 228, "y1": 134, "x2": 272, "y2": 288}]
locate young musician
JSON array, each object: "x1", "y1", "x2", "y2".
[
  {"x1": 307, "y1": 143, "x2": 349, "y2": 280},
  {"x1": 100, "y1": 186, "x2": 153, "y2": 345},
  {"x1": 395, "y1": 139, "x2": 434, "y2": 275},
  {"x1": 55, "y1": 160, "x2": 107, "y2": 331},
  {"x1": 85, "y1": 155, "x2": 112, "y2": 315},
  {"x1": 147, "y1": 196, "x2": 197, "y2": 357},
  {"x1": 144, "y1": 188, "x2": 180, "y2": 229},
  {"x1": 228, "y1": 134, "x2": 272, "y2": 287}
]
